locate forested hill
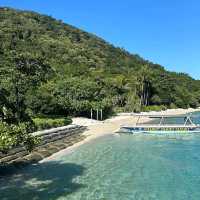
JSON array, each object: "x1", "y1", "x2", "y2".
[{"x1": 1, "y1": 7, "x2": 200, "y2": 119}]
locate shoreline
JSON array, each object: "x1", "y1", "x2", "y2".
[{"x1": 40, "y1": 108, "x2": 200, "y2": 162}]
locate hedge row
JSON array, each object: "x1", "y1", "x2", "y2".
[{"x1": 33, "y1": 117, "x2": 72, "y2": 131}]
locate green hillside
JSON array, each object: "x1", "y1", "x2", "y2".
[
  {"x1": 1, "y1": 7, "x2": 200, "y2": 151},
  {"x1": 1, "y1": 7, "x2": 200, "y2": 121}
]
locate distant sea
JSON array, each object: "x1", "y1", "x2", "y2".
[{"x1": 1, "y1": 112, "x2": 200, "y2": 200}]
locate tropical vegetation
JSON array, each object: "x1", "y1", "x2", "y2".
[{"x1": 0, "y1": 7, "x2": 200, "y2": 152}]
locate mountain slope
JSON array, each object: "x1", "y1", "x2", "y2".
[{"x1": 0, "y1": 7, "x2": 200, "y2": 117}]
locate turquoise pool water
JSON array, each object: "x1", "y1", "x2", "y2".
[{"x1": 1, "y1": 113, "x2": 200, "y2": 200}]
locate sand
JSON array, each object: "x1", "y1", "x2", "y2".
[{"x1": 40, "y1": 108, "x2": 200, "y2": 162}]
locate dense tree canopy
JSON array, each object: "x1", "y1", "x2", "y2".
[{"x1": 0, "y1": 7, "x2": 200, "y2": 115}]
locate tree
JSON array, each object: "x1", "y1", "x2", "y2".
[
  {"x1": 137, "y1": 65, "x2": 152, "y2": 108},
  {"x1": 1, "y1": 51, "x2": 53, "y2": 122},
  {"x1": 125, "y1": 92, "x2": 140, "y2": 112},
  {"x1": 0, "y1": 52, "x2": 53, "y2": 152}
]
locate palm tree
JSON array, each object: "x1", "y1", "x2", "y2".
[{"x1": 137, "y1": 64, "x2": 152, "y2": 108}]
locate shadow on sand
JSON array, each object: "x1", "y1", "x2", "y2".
[{"x1": 0, "y1": 161, "x2": 86, "y2": 200}]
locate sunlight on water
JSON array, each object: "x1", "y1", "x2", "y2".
[
  {"x1": 1, "y1": 133, "x2": 200, "y2": 200},
  {"x1": 1, "y1": 112, "x2": 200, "y2": 200}
]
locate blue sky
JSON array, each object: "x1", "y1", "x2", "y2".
[{"x1": 1, "y1": 0, "x2": 200, "y2": 79}]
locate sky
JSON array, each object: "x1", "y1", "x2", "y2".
[{"x1": 0, "y1": 0, "x2": 200, "y2": 79}]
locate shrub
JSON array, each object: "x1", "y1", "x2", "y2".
[
  {"x1": 169, "y1": 103, "x2": 177, "y2": 109},
  {"x1": 0, "y1": 122, "x2": 39, "y2": 153},
  {"x1": 33, "y1": 117, "x2": 72, "y2": 131},
  {"x1": 142, "y1": 105, "x2": 167, "y2": 112}
]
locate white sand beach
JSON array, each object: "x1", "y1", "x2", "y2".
[{"x1": 41, "y1": 108, "x2": 200, "y2": 162}]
